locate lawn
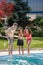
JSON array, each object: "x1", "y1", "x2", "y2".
[{"x1": 0, "y1": 37, "x2": 43, "y2": 50}]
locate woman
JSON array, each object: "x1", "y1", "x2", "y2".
[{"x1": 24, "y1": 26, "x2": 32, "y2": 54}]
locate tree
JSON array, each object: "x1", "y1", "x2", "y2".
[
  {"x1": 8, "y1": 0, "x2": 31, "y2": 27},
  {"x1": 0, "y1": 0, "x2": 14, "y2": 19},
  {"x1": 0, "y1": 0, "x2": 15, "y2": 30},
  {"x1": 39, "y1": 17, "x2": 43, "y2": 26},
  {"x1": 33, "y1": 17, "x2": 43, "y2": 26}
]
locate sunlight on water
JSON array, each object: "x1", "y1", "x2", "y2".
[{"x1": 0, "y1": 54, "x2": 43, "y2": 65}]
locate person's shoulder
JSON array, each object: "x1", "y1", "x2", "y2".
[
  {"x1": 7, "y1": 27, "x2": 11, "y2": 31},
  {"x1": 29, "y1": 33, "x2": 31, "y2": 35},
  {"x1": 8, "y1": 27, "x2": 11, "y2": 30}
]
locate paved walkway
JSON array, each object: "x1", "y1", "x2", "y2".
[{"x1": 0, "y1": 49, "x2": 43, "y2": 56}]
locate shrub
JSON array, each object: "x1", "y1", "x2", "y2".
[{"x1": 32, "y1": 30, "x2": 43, "y2": 37}]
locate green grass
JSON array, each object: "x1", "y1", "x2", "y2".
[{"x1": 0, "y1": 37, "x2": 43, "y2": 50}]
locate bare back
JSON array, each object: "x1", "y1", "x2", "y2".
[{"x1": 5, "y1": 27, "x2": 16, "y2": 38}]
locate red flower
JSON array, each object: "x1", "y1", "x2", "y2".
[
  {"x1": 0, "y1": 10, "x2": 5, "y2": 17},
  {"x1": 0, "y1": 0, "x2": 14, "y2": 18},
  {"x1": 0, "y1": 3, "x2": 3, "y2": 9}
]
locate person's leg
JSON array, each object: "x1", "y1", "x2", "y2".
[
  {"x1": 27, "y1": 45, "x2": 30, "y2": 54},
  {"x1": 10, "y1": 43, "x2": 13, "y2": 55},
  {"x1": 21, "y1": 46, "x2": 24, "y2": 55},
  {"x1": 27, "y1": 40, "x2": 31, "y2": 54},
  {"x1": 8, "y1": 38, "x2": 11, "y2": 55},
  {"x1": 8, "y1": 44, "x2": 11, "y2": 55},
  {"x1": 19, "y1": 46, "x2": 20, "y2": 55},
  {"x1": 8, "y1": 38, "x2": 13, "y2": 55}
]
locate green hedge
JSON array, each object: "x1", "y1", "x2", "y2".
[
  {"x1": 0, "y1": 23, "x2": 3, "y2": 27},
  {"x1": 0, "y1": 27, "x2": 43, "y2": 37},
  {"x1": 32, "y1": 30, "x2": 43, "y2": 37}
]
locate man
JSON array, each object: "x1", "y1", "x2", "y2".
[{"x1": 5, "y1": 23, "x2": 18, "y2": 55}]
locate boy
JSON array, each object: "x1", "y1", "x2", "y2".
[{"x1": 17, "y1": 27, "x2": 24, "y2": 55}]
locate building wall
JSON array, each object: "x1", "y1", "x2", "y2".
[{"x1": 28, "y1": 0, "x2": 43, "y2": 12}]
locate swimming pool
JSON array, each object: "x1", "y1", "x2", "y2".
[{"x1": 0, "y1": 53, "x2": 43, "y2": 65}]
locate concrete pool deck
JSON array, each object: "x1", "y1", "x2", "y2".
[{"x1": 0, "y1": 49, "x2": 43, "y2": 56}]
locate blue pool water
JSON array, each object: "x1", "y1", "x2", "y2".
[{"x1": 0, "y1": 53, "x2": 43, "y2": 65}]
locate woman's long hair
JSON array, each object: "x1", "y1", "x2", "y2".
[{"x1": 25, "y1": 26, "x2": 32, "y2": 34}]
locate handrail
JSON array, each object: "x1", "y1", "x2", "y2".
[{"x1": 0, "y1": 35, "x2": 18, "y2": 39}]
